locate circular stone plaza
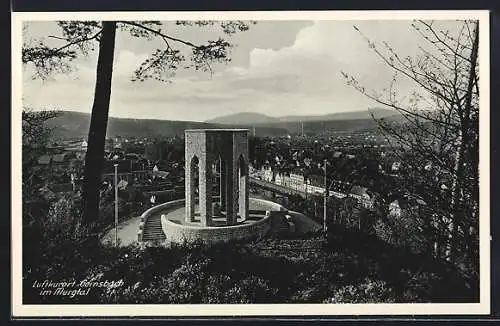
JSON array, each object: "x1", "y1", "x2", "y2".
[{"x1": 102, "y1": 129, "x2": 321, "y2": 247}]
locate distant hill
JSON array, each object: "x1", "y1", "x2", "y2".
[
  {"x1": 207, "y1": 107, "x2": 399, "y2": 126},
  {"x1": 206, "y1": 107, "x2": 403, "y2": 135},
  {"x1": 278, "y1": 107, "x2": 399, "y2": 122},
  {"x1": 43, "y1": 111, "x2": 289, "y2": 139},
  {"x1": 255, "y1": 119, "x2": 382, "y2": 136},
  {"x1": 205, "y1": 112, "x2": 282, "y2": 125}
]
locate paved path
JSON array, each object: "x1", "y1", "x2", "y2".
[
  {"x1": 288, "y1": 210, "x2": 322, "y2": 233},
  {"x1": 101, "y1": 215, "x2": 142, "y2": 246},
  {"x1": 249, "y1": 193, "x2": 322, "y2": 233}
]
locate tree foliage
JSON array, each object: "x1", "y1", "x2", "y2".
[
  {"x1": 22, "y1": 110, "x2": 59, "y2": 165},
  {"x1": 342, "y1": 20, "x2": 480, "y2": 277},
  {"x1": 22, "y1": 110, "x2": 60, "y2": 228},
  {"x1": 23, "y1": 20, "x2": 256, "y2": 82}
]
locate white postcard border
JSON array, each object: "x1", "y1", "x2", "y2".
[{"x1": 11, "y1": 10, "x2": 491, "y2": 317}]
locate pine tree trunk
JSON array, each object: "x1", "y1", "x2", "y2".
[{"x1": 81, "y1": 21, "x2": 117, "y2": 232}]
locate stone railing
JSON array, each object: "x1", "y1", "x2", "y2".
[{"x1": 248, "y1": 197, "x2": 288, "y2": 212}]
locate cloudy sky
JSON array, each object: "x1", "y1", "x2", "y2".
[{"x1": 22, "y1": 19, "x2": 461, "y2": 121}]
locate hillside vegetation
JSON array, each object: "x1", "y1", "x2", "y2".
[
  {"x1": 41, "y1": 111, "x2": 289, "y2": 139},
  {"x1": 40, "y1": 109, "x2": 404, "y2": 139},
  {"x1": 24, "y1": 228, "x2": 476, "y2": 304}
]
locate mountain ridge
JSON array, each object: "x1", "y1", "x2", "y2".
[
  {"x1": 278, "y1": 107, "x2": 399, "y2": 122},
  {"x1": 206, "y1": 107, "x2": 398, "y2": 125},
  {"x1": 205, "y1": 112, "x2": 282, "y2": 125}
]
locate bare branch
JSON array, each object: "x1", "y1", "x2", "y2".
[
  {"x1": 341, "y1": 72, "x2": 459, "y2": 128},
  {"x1": 417, "y1": 20, "x2": 473, "y2": 63}
]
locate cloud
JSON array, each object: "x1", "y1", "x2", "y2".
[
  {"x1": 22, "y1": 20, "x2": 464, "y2": 121},
  {"x1": 216, "y1": 20, "x2": 462, "y2": 115},
  {"x1": 227, "y1": 73, "x2": 301, "y2": 94},
  {"x1": 113, "y1": 50, "x2": 149, "y2": 79},
  {"x1": 234, "y1": 21, "x2": 418, "y2": 91}
]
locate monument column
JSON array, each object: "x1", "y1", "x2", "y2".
[
  {"x1": 228, "y1": 151, "x2": 240, "y2": 225},
  {"x1": 199, "y1": 152, "x2": 213, "y2": 226},
  {"x1": 239, "y1": 157, "x2": 249, "y2": 220},
  {"x1": 220, "y1": 158, "x2": 226, "y2": 209},
  {"x1": 185, "y1": 155, "x2": 196, "y2": 223},
  {"x1": 224, "y1": 151, "x2": 237, "y2": 225}
]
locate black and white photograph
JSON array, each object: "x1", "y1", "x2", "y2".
[{"x1": 12, "y1": 10, "x2": 490, "y2": 317}]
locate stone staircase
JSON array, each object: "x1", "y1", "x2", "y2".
[
  {"x1": 269, "y1": 213, "x2": 293, "y2": 234},
  {"x1": 141, "y1": 213, "x2": 166, "y2": 242}
]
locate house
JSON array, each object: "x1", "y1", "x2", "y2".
[
  {"x1": 350, "y1": 185, "x2": 373, "y2": 209},
  {"x1": 330, "y1": 180, "x2": 349, "y2": 193},
  {"x1": 389, "y1": 196, "x2": 427, "y2": 219},
  {"x1": 248, "y1": 164, "x2": 257, "y2": 175},
  {"x1": 290, "y1": 170, "x2": 305, "y2": 192},
  {"x1": 415, "y1": 198, "x2": 427, "y2": 206},
  {"x1": 125, "y1": 153, "x2": 140, "y2": 161},
  {"x1": 109, "y1": 151, "x2": 125, "y2": 160},
  {"x1": 282, "y1": 174, "x2": 291, "y2": 188},
  {"x1": 150, "y1": 170, "x2": 169, "y2": 179},
  {"x1": 274, "y1": 172, "x2": 283, "y2": 186},
  {"x1": 37, "y1": 155, "x2": 52, "y2": 165},
  {"x1": 389, "y1": 200, "x2": 402, "y2": 218},
  {"x1": 117, "y1": 179, "x2": 128, "y2": 190},
  {"x1": 38, "y1": 185, "x2": 56, "y2": 201},
  {"x1": 81, "y1": 139, "x2": 88, "y2": 150},
  {"x1": 262, "y1": 166, "x2": 274, "y2": 182},
  {"x1": 306, "y1": 174, "x2": 325, "y2": 195},
  {"x1": 392, "y1": 161, "x2": 401, "y2": 172},
  {"x1": 52, "y1": 154, "x2": 65, "y2": 164},
  {"x1": 52, "y1": 153, "x2": 69, "y2": 164},
  {"x1": 333, "y1": 151, "x2": 342, "y2": 159}
]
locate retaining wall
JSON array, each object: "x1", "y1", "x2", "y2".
[{"x1": 161, "y1": 211, "x2": 272, "y2": 245}]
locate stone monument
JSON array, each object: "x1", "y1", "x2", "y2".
[{"x1": 185, "y1": 129, "x2": 249, "y2": 227}]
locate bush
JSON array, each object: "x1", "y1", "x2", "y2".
[
  {"x1": 373, "y1": 214, "x2": 428, "y2": 254},
  {"x1": 400, "y1": 270, "x2": 442, "y2": 302},
  {"x1": 44, "y1": 194, "x2": 84, "y2": 242},
  {"x1": 204, "y1": 274, "x2": 276, "y2": 304},
  {"x1": 224, "y1": 275, "x2": 277, "y2": 303},
  {"x1": 325, "y1": 278, "x2": 396, "y2": 303}
]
